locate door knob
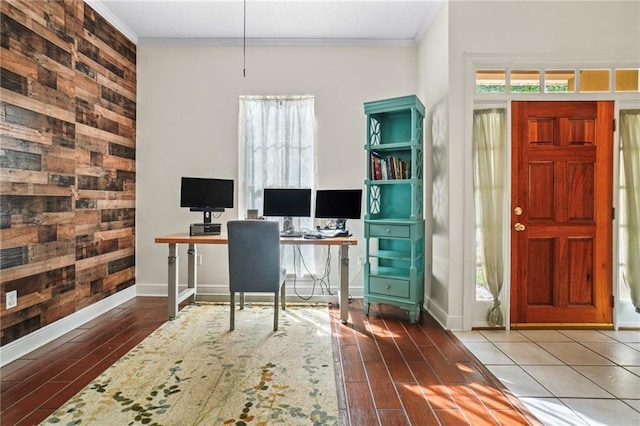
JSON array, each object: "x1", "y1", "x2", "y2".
[{"x1": 514, "y1": 222, "x2": 526, "y2": 231}]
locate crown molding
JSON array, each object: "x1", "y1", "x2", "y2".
[
  {"x1": 84, "y1": 0, "x2": 139, "y2": 44},
  {"x1": 138, "y1": 37, "x2": 417, "y2": 48}
]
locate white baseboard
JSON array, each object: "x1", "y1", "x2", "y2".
[
  {"x1": 135, "y1": 282, "x2": 169, "y2": 297},
  {"x1": 136, "y1": 281, "x2": 364, "y2": 301},
  {"x1": 196, "y1": 294, "x2": 340, "y2": 304},
  {"x1": 423, "y1": 298, "x2": 463, "y2": 330},
  {"x1": 0, "y1": 286, "x2": 136, "y2": 367},
  {"x1": 424, "y1": 297, "x2": 447, "y2": 328},
  {"x1": 445, "y1": 314, "x2": 463, "y2": 331}
]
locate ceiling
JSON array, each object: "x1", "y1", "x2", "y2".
[{"x1": 88, "y1": 0, "x2": 445, "y2": 45}]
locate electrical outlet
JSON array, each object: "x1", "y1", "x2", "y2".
[
  {"x1": 198, "y1": 254, "x2": 203, "y2": 265},
  {"x1": 357, "y1": 256, "x2": 363, "y2": 267},
  {"x1": 6, "y1": 290, "x2": 17, "y2": 309}
]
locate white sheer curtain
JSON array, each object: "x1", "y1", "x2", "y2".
[
  {"x1": 620, "y1": 110, "x2": 640, "y2": 313},
  {"x1": 473, "y1": 108, "x2": 507, "y2": 326},
  {"x1": 238, "y1": 95, "x2": 316, "y2": 274}
]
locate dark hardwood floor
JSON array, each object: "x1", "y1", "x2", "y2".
[{"x1": 1, "y1": 297, "x2": 538, "y2": 425}]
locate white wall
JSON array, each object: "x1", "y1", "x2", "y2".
[
  {"x1": 417, "y1": 4, "x2": 450, "y2": 327},
  {"x1": 136, "y1": 45, "x2": 417, "y2": 297},
  {"x1": 136, "y1": 0, "x2": 639, "y2": 327},
  {"x1": 442, "y1": 0, "x2": 640, "y2": 329}
]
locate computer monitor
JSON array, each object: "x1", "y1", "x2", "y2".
[
  {"x1": 315, "y1": 189, "x2": 362, "y2": 230},
  {"x1": 263, "y1": 188, "x2": 311, "y2": 235},
  {"x1": 180, "y1": 177, "x2": 234, "y2": 223}
]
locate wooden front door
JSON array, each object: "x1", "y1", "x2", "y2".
[{"x1": 511, "y1": 101, "x2": 614, "y2": 325}]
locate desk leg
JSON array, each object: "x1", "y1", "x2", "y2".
[
  {"x1": 187, "y1": 244, "x2": 197, "y2": 303},
  {"x1": 168, "y1": 243, "x2": 178, "y2": 320},
  {"x1": 339, "y1": 244, "x2": 349, "y2": 324}
]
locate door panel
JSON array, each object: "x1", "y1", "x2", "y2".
[
  {"x1": 567, "y1": 162, "x2": 595, "y2": 220},
  {"x1": 528, "y1": 162, "x2": 555, "y2": 219},
  {"x1": 527, "y1": 238, "x2": 554, "y2": 305},
  {"x1": 567, "y1": 238, "x2": 594, "y2": 305},
  {"x1": 511, "y1": 101, "x2": 613, "y2": 325}
]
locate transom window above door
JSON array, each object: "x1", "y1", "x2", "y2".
[{"x1": 476, "y1": 68, "x2": 640, "y2": 94}]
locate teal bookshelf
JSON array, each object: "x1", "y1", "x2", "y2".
[{"x1": 363, "y1": 95, "x2": 425, "y2": 324}]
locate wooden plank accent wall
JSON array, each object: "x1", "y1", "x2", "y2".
[{"x1": 0, "y1": 0, "x2": 136, "y2": 346}]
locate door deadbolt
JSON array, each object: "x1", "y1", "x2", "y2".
[{"x1": 514, "y1": 207, "x2": 523, "y2": 216}]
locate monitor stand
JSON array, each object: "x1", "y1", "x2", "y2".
[
  {"x1": 189, "y1": 210, "x2": 222, "y2": 235},
  {"x1": 280, "y1": 216, "x2": 302, "y2": 237},
  {"x1": 333, "y1": 219, "x2": 349, "y2": 237}
]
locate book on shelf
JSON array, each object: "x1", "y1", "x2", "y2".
[
  {"x1": 371, "y1": 152, "x2": 382, "y2": 180},
  {"x1": 370, "y1": 153, "x2": 411, "y2": 180}
]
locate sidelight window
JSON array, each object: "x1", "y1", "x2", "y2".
[
  {"x1": 618, "y1": 110, "x2": 640, "y2": 311},
  {"x1": 472, "y1": 108, "x2": 507, "y2": 326}
]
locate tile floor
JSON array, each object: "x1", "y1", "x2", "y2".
[{"x1": 453, "y1": 329, "x2": 640, "y2": 426}]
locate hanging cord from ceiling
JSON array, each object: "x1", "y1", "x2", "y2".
[{"x1": 243, "y1": 0, "x2": 246, "y2": 77}]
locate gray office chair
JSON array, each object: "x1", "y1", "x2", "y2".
[{"x1": 227, "y1": 220, "x2": 286, "y2": 331}]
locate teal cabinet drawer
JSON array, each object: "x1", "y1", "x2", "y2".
[
  {"x1": 369, "y1": 276, "x2": 410, "y2": 299},
  {"x1": 369, "y1": 223, "x2": 410, "y2": 238}
]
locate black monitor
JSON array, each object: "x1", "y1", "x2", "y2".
[
  {"x1": 315, "y1": 189, "x2": 362, "y2": 230},
  {"x1": 180, "y1": 177, "x2": 234, "y2": 223},
  {"x1": 263, "y1": 188, "x2": 311, "y2": 236},
  {"x1": 263, "y1": 188, "x2": 311, "y2": 217}
]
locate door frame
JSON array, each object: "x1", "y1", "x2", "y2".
[{"x1": 462, "y1": 55, "x2": 640, "y2": 331}]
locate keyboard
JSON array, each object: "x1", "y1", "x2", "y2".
[
  {"x1": 318, "y1": 229, "x2": 348, "y2": 238},
  {"x1": 303, "y1": 233, "x2": 325, "y2": 240},
  {"x1": 280, "y1": 230, "x2": 303, "y2": 238}
]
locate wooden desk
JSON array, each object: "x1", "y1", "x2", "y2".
[{"x1": 154, "y1": 233, "x2": 357, "y2": 324}]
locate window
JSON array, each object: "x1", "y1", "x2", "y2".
[
  {"x1": 476, "y1": 67, "x2": 640, "y2": 94},
  {"x1": 476, "y1": 70, "x2": 506, "y2": 93},
  {"x1": 579, "y1": 69, "x2": 610, "y2": 92},
  {"x1": 618, "y1": 110, "x2": 640, "y2": 310},
  {"x1": 511, "y1": 70, "x2": 541, "y2": 93},
  {"x1": 616, "y1": 69, "x2": 640, "y2": 92},
  {"x1": 238, "y1": 95, "x2": 316, "y2": 274},
  {"x1": 473, "y1": 108, "x2": 507, "y2": 325},
  {"x1": 544, "y1": 70, "x2": 575, "y2": 93}
]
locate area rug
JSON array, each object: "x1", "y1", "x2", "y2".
[{"x1": 43, "y1": 303, "x2": 339, "y2": 425}]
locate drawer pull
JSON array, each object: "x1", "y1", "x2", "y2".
[
  {"x1": 385, "y1": 284, "x2": 391, "y2": 290},
  {"x1": 385, "y1": 228, "x2": 391, "y2": 233}
]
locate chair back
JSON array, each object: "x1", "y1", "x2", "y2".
[{"x1": 227, "y1": 220, "x2": 281, "y2": 293}]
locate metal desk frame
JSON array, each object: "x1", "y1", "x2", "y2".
[{"x1": 154, "y1": 233, "x2": 357, "y2": 324}]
